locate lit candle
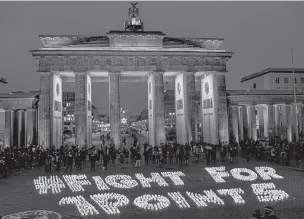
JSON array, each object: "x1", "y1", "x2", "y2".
[
  {"x1": 59, "y1": 195, "x2": 99, "y2": 216},
  {"x1": 251, "y1": 182, "x2": 289, "y2": 202},
  {"x1": 134, "y1": 194, "x2": 171, "y2": 211},
  {"x1": 186, "y1": 190, "x2": 225, "y2": 207},
  {"x1": 90, "y1": 193, "x2": 129, "y2": 215}
]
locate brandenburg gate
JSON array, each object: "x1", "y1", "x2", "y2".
[{"x1": 30, "y1": 4, "x2": 233, "y2": 149}]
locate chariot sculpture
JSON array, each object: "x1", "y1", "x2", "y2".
[{"x1": 124, "y1": 2, "x2": 144, "y2": 32}]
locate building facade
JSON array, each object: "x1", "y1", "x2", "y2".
[
  {"x1": 241, "y1": 68, "x2": 304, "y2": 91},
  {"x1": 0, "y1": 91, "x2": 39, "y2": 149}
]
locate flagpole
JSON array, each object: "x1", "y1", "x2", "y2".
[{"x1": 291, "y1": 48, "x2": 299, "y2": 141}]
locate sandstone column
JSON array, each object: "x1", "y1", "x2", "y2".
[
  {"x1": 39, "y1": 72, "x2": 63, "y2": 149},
  {"x1": 258, "y1": 105, "x2": 265, "y2": 140},
  {"x1": 264, "y1": 105, "x2": 275, "y2": 140},
  {"x1": 242, "y1": 105, "x2": 249, "y2": 140},
  {"x1": 109, "y1": 71, "x2": 121, "y2": 148},
  {"x1": 274, "y1": 105, "x2": 280, "y2": 137},
  {"x1": 237, "y1": 106, "x2": 244, "y2": 141},
  {"x1": 4, "y1": 109, "x2": 14, "y2": 147},
  {"x1": 230, "y1": 105, "x2": 239, "y2": 142},
  {"x1": 75, "y1": 72, "x2": 92, "y2": 147},
  {"x1": 290, "y1": 103, "x2": 299, "y2": 142},
  {"x1": 285, "y1": 104, "x2": 292, "y2": 142},
  {"x1": 247, "y1": 105, "x2": 257, "y2": 140},
  {"x1": 148, "y1": 71, "x2": 166, "y2": 146},
  {"x1": 26, "y1": 109, "x2": 37, "y2": 145},
  {"x1": 200, "y1": 72, "x2": 229, "y2": 144},
  {"x1": 175, "y1": 72, "x2": 196, "y2": 144}
]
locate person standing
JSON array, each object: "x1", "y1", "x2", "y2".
[
  {"x1": 102, "y1": 146, "x2": 108, "y2": 170},
  {"x1": 66, "y1": 151, "x2": 73, "y2": 173},
  {"x1": 119, "y1": 149, "x2": 125, "y2": 169},
  {"x1": 90, "y1": 151, "x2": 96, "y2": 171},
  {"x1": 135, "y1": 149, "x2": 141, "y2": 168}
]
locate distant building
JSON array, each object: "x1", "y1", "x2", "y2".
[
  {"x1": 241, "y1": 68, "x2": 304, "y2": 91},
  {"x1": 62, "y1": 92, "x2": 98, "y2": 133}
]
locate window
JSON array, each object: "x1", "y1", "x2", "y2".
[
  {"x1": 301, "y1": 78, "x2": 304, "y2": 84},
  {"x1": 284, "y1": 78, "x2": 288, "y2": 83},
  {"x1": 274, "y1": 77, "x2": 280, "y2": 83},
  {"x1": 253, "y1": 83, "x2": 256, "y2": 88}
]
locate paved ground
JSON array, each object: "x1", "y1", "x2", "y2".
[{"x1": 1, "y1": 134, "x2": 304, "y2": 219}]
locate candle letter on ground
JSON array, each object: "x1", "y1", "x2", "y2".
[
  {"x1": 92, "y1": 176, "x2": 110, "y2": 191},
  {"x1": 168, "y1": 192, "x2": 190, "y2": 208},
  {"x1": 105, "y1": 174, "x2": 138, "y2": 189},
  {"x1": 63, "y1": 174, "x2": 91, "y2": 192},
  {"x1": 90, "y1": 193, "x2": 129, "y2": 215},
  {"x1": 251, "y1": 182, "x2": 289, "y2": 202},
  {"x1": 161, "y1": 171, "x2": 185, "y2": 186},
  {"x1": 59, "y1": 195, "x2": 99, "y2": 216},
  {"x1": 205, "y1": 167, "x2": 230, "y2": 183},
  {"x1": 135, "y1": 173, "x2": 168, "y2": 188},
  {"x1": 217, "y1": 188, "x2": 245, "y2": 204},
  {"x1": 186, "y1": 190, "x2": 225, "y2": 207},
  {"x1": 33, "y1": 176, "x2": 66, "y2": 194},
  {"x1": 134, "y1": 194, "x2": 171, "y2": 211},
  {"x1": 255, "y1": 167, "x2": 284, "y2": 180},
  {"x1": 230, "y1": 168, "x2": 258, "y2": 181}
]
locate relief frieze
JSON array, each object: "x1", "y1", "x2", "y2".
[
  {"x1": 161, "y1": 57, "x2": 169, "y2": 66},
  {"x1": 150, "y1": 57, "x2": 157, "y2": 65},
  {"x1": 82, "y1": 57, "x2": 89, "y2": 66},
  {"x1": 37, "y1": 55, "x2": 226, "y2": 72},
  {"x1": 128, "y1": 57, "x2": 135, "y2": 66},
  {"x1": 105, "y1": 57, "x2": 112, "y2": 66},
  {"x1": 115, "y1": 57, "x2": 124, "y2": 66},
  {"x1": 171, "y1": 57, "x2": 180, "y2": 65},
  {"x1": 93, "y1": 57, "x2": 101, "y2": 65},
  {"x1": 137, "y1": 57, "x2": 146, "y2": 66}
]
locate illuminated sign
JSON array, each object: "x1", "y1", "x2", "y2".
[{"x1": 33, "y1": 167, "x2": 289, "y2": 217}]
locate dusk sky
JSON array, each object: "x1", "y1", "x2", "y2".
[{"x1": 0, "y1": 1, "x2": 303, "y2": 117}]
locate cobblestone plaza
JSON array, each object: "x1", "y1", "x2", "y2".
[{"x1": 1, "y1": 157, "x2": 304, "y2": 218}]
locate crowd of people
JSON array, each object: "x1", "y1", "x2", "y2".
[
  {"x1": 2, "y1": 133, "x2": 303, "y2": 219},
  {"x1": 1, "y1": 133, "x2": 304, "y2": 179}
]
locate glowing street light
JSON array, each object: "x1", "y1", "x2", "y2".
[{"x1": 121, "y1": 118, "x2": 127, "y2": 124}]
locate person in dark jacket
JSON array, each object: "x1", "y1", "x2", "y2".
[{"x1": 66, "y1": 151, "x2": 73, "y2": 173}]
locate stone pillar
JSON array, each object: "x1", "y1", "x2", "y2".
[
  {"x1": 297, "y1": 105, "x2": 303, "y2": 138},
  {"x1": 39, "y1": 72, "x2": 63, "y2": 149},
  {"x1": 148, "y1": 71, "x2": 166, "y2": 146},
  {"x1": 12, "y1": 110, "x2": 18, "y2": 147},
  {"x1": 274, "y1": 105, "x2": 280, "y2": 137},
  {"x1": 4, "y1": 109, "x2": 14, "y2": 147},
  {"x1": 258, "y1": 105, "x2": 265, "y2": 140},
  {"x1": 109, "y1": 71, "x2": 121, "y2": 148},
  {"x1": 20, "y1": 110, "x2": 26, "y2": 147},
  {"x1": 242, "y1": 105, "x2": 249, "y2": 140},
  {"x1": 230, "y1": 105, "x2": 239, "y2": 142},
  {"x1": 201, "y1": 72, "x2": 229, "y2": 145},
  {"x1": 26, "y1": 109, "x2": 37, "y2": 145},
  {"x1": 247, "y1": 105, "x2": 257, "y2": 140},
  {"x1": 286, "y1": 104, "x2": 292, "y2": 142},
  {"x1": 237, "y1": 106, "x2": 244, "y2": 141},
  {"x1": 264, "y1": 105, "x2": 275, "y2": 140},
  {"x1": 75, "y1": 72, "x2": 92, "y2": 147},
  {"x1": 290, "y1": 103, "x2": 299, "y2": 142},
  {"x1": 175, "y1": 72, "x2": 196, "y2": 144}
]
